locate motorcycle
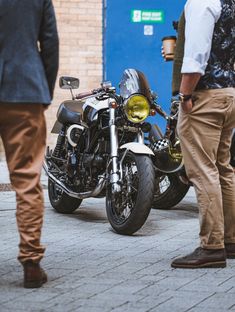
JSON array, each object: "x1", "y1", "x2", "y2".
[
  {"x1": 44, "y1": 69, "x2": 156, "y2": 235},
  {"x1": 147, "y1": 95, "x2": 190, "y2": 210}
]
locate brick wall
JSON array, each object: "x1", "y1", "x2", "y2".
[
  {"x1": 0, "y1": 0, "x2": 103, "y2": 159},
  {"x1": 46, "y1": 0, "x2": 103, "y2": 147}
]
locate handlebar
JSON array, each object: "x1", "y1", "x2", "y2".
[
  {"x1": 75, "y1": 86, "x2": 115, "y2": 100},
  {"x1": 75, "y1": 91, "x2": 95, "y2": 100},
  {"x1": 155, "y1": 104, "x2": 168, "y2": 119}
]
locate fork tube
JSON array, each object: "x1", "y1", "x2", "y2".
[
  {"x1": 109, "y1": 106, "x2": 120, "y2": 192},
  {"x1": 137, "y1": 130, "x2": 144, "y2": 144}
]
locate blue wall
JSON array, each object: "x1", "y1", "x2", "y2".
[{"x1": 103, "y1": 0, "x2": 186, "y2": 129}]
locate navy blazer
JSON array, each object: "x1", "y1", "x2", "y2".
[{"x1": 0, "y1": 0, "x2": 59, "y2": 104}]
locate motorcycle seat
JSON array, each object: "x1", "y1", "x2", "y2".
[{"x1": 57, "y1": 102, "x2": 82, "y2": 125}]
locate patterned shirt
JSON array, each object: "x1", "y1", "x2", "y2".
[{"x1": 182, "y1": 0, "x2": 235, "y2": 89}]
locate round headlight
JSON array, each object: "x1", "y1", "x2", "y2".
[{"x1": 124, "y1": 95, "x2": 150, "y2": 123}]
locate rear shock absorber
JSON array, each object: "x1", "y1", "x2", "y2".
[{"x1": 52, "y1": 127, "x2": 66, "y2": 158}]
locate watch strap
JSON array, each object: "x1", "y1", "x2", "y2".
[{"x1": 179, "y1": 93, "x2": 193, "y2": 102}]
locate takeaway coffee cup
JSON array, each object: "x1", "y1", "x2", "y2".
[{"x1": 161, "y1": 36, "x2": 177, "y2": 61}]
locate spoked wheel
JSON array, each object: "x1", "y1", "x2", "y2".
[
  {"x1": 48, "y1": 179, "x2": 83, "y2": 214},
  {"x1": 106, "y1": 151, "x2": 155, "y2": 235},
  {"x1": 152, "y1": 173, "x2": 189, "y2": 210}
]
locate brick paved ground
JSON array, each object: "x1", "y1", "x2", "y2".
[{"x1": 0, "y1": 161, "x2": 235, "y2": 311}]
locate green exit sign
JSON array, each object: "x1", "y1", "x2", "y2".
[{"x1": 131, "y1": 10, "x2": 164, "y2": 23}]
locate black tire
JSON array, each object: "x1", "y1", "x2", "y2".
[
  {"x1": 106, "y1": 152, "x2": 155, "y2": 235},
  {"x1": 152, "y1": 174, "x2": 189, "y2": 210},
  {"x1": 48, "y1": 179, "x2": 82, "y2": 214}
]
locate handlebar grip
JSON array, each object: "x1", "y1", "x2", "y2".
[{"x1": 75, "y1": 91, "x2": 94, "y2": 100}]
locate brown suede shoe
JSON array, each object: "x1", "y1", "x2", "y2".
[
  {"x1": 171, "y1": 247, "x2": 226, "y2": 269},
  {"x1": 23, "y1": 261, "x2": 47, "y2": 288},
  {"x1": 225, "y1": 243, "x2": 235, "y2": 259}
]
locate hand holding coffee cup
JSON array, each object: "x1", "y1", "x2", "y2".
[{"x1": 161, "y1": 36, "x2": 176, "y2": 61}]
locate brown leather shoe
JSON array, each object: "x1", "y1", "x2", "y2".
[
  {"x1": 225, "y1": 243, "x2": 235, "y2": 259},
  {"x1": 171, "y1": 247, "x2": 226, "y2": 269},
  {"x1": 23, "y1": 261, "x2": 47, "y2": 288}
]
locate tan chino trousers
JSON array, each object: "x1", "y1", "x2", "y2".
[
  {"x1": 0, "y1": 103, "x2": 46, "y2": 263},
  {"x1": 177, "y1": 88, "x2": 235, "y2": 249}
]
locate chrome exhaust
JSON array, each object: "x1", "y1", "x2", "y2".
[{"x1": 43, "y1": 161, "x2": 106, "y2": 199}]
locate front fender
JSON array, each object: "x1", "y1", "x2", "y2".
[{"x1": 120, "y1": 142, "x2": 154, "y2": 156}]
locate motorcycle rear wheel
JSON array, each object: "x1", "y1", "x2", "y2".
[
  {"x1": 48, "y1": 179, "x2": 83, "y2": 213},
  {"x1": 152, "y1": 174, "x2": 189, "y2": 210},
  {"x1": 106, "y1": 151, "x2": 155, "y2": 235}
]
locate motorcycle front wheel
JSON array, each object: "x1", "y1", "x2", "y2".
[
  {"x1": 106, "y1": 151, "x2": 155, "y2": 235},
  {"x1": 48, "y1": 179, "x2": 83, "y2": 214},
  {"x1": 152, "y1": 174, "x2": 189, "y2": 210}
]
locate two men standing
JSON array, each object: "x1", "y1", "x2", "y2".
[
  {"x1": 0, "y1": 0, "x2": 59, "y2": 287},
  {"x1": 0, "y1": 0, "x2": 234, "y2": 290}
]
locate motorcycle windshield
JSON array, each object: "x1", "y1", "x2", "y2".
[{"x1": 119, "y1": 69, "x2": 152, "y2": 102}]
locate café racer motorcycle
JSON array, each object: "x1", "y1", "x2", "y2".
[
  {"x1": 148, "y1": 96, "x2": 190, "y2": 210},
  {"x1": 44, "y1": 70, "x2": 156, "y2": 235}
]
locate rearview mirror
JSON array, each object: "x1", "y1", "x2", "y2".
[{"x1": 59, "y1": 76, "x2": 80, "y2": 89}]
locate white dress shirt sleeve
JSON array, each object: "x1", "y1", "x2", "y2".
[{"x1": 181, "y1": 0, "x2": 222, "y2": 75}]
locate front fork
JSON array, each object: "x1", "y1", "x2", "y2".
[
  {"x1": 109, "y1": 104, "x2": 145, "y2": 194},
  {"x1": 109, "y1": 105, "x2": 121, "y2": 193},
  {"x1": 137, "y1": 131, "x2": 144, "y2": 144}
]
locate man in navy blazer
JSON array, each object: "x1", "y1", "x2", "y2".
[{"x1": 0, "y1": 0, "x2": 59, "y2": 288}]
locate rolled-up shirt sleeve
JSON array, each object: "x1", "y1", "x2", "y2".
[{"x1": 181, "y1": 0, "x2": 222, "y2": 75}]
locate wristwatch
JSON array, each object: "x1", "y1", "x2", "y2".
[{"x1": 178, "y1": 93, "x2": 192, "y2": 103}]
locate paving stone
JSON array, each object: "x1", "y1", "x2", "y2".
[
  {"x1": 196, "y1": 292, "x2": 235, "y2": 310},
  {"x1": 0, "y1": 161, "x2": 234, "y2": 311}
]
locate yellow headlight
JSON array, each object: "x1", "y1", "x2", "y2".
[{"x1": 124, "y1": 95, "x2": 150, "y2": 123}]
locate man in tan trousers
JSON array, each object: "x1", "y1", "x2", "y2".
[
  {"x1": 0, "y1": 0, "x2": 59, "y2": 286},
  {"x1": 171, "y1": 0, "x2": 235, "y2": 268}
]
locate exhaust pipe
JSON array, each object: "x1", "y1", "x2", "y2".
[{"x1": 43, "y1": 161, "x2": 106, "y2": 199}]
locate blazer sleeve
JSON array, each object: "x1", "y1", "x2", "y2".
[{"x1": 39, "y1": 0, "x2": 59, "y2": 100}]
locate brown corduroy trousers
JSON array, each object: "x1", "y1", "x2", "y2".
[
  {"x1": 0, "y1": 103, "x2": 46, "y2": 263},
  {"x1": 177, "y1": 88, "x2": 235, "y2": 249}
]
